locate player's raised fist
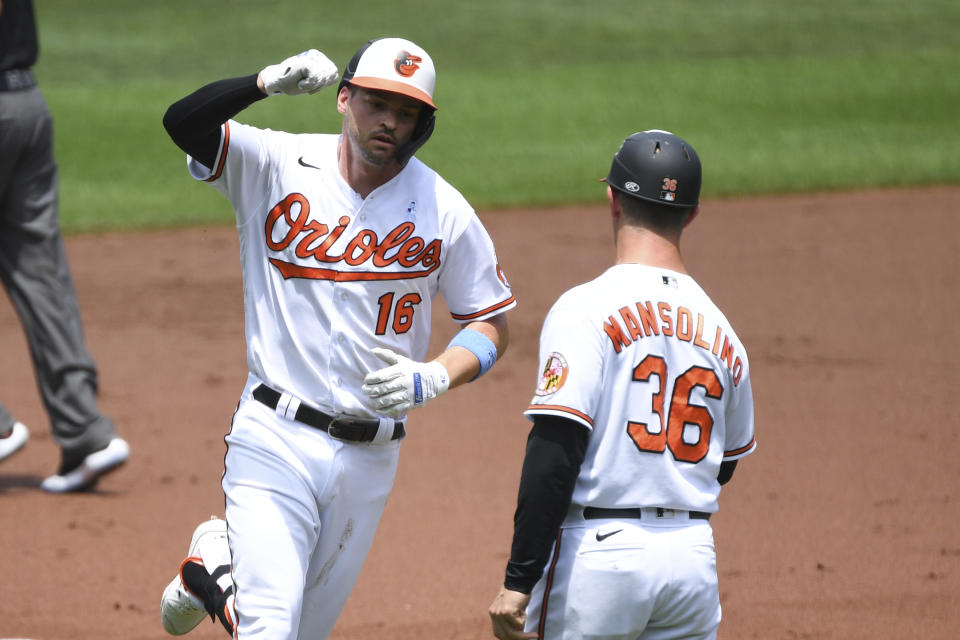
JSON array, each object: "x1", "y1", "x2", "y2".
[{"x1": 259, "y1": 49, "x2": 339, "y2": 96}]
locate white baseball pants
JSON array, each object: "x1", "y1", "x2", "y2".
[
  {"x1": 222, "y1": 391, "x2": 401, "y2": 639},
  {"x1": 526, "y1": 514, "x2": 721, "y2": 640}
]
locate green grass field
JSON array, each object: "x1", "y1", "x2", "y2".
[{"x1": 32, "y1": 0, "x2": 960, "y2": 232}]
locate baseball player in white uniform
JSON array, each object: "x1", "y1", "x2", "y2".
[
  {"x1": 157, "y1": 38, "x2": 516, "y2": 639},
  {"x1": 489, "y1": 131, "x2": 755, "y2": 640}
]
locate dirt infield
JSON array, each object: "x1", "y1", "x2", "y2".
[{"x1": 1, "y1": 186, "x2": 958, "y2": 639}]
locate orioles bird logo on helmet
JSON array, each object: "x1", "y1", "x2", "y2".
[{"x1": 394, "y1": 51, "x2": 422, "y2": 77}]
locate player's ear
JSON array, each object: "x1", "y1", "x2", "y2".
[
  {"x1": 336, "y1": 86, "x2": 350, "y2": 115},
  {"x1": 606, "y1": 186, "x2": 620, "y2": 219},
  {"x1": 683, "y1": 205, "x2": 700, "y2": 228}
]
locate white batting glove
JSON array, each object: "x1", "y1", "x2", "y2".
[
  {"x1": 259, "y1": 49, "x2": 339, "y2": 96},
  {"x1": 361, "y1": 348, "x2": 450, "y2": 417}
]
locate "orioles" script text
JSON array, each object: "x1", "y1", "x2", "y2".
[{"x1": 264, "y1": 193, "x2": 441, "y2": 281}]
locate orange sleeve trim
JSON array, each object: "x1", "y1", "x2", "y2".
[
  {"x1": 450, "y1": 295, "x2": 517, "y2": 321},
  {"x1": 526, "y1": 404, "x2": 594, "y2": 427},
  {"x1": 205, "y1": 121, "x2": 230, "y2": 183},
  {"x1": 724, "y1": 438, "x2": 756, "y2": 457}
]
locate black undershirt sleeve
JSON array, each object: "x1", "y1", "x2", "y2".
[
  {"x1": 503, "y1": 414, "x2": 589, "y2": 594},
  {"x1": 718, "y1": 459, "x2": 738, "y2": 485},
  {"x1": 162, "y1": 73, "x2": 266, "y2": 171}
]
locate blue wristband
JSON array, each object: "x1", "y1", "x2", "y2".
[{"x1": 446, "y1": 329, "x2": 498, "y2": 379}]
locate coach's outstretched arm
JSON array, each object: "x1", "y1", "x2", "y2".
[
  {"x1": 490, "y1": 413, "x2": 587, "y2": 640},
  {"x1": 362, "y1": 313, "x2": 510, "y2": 418}
]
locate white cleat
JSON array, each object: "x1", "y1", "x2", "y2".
[
  {"x1": 0, "y1": 421, "x2": 29, "y2": 463},
  {"x1": 40, "y1": 437, "x2": 130, "y2": 493},
  {"x1": 160, "y1": 517, "x2": 229, "y2": 635}
]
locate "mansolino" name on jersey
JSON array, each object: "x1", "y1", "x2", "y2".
[{"x1": 603, "y1": 301, "x2": 745, "y2": 385}]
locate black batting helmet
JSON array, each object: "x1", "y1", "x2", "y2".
[{"x1": 603, "y1": 130, "x2": 701, "y2": 208}]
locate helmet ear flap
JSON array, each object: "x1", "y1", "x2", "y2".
[{"x1": 396, "y1": 107, "x2": 436, "y2": 166}]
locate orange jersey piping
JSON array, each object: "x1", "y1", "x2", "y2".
[
  {"x1": 724, "y1": 438, "x2": 756, "y2": 457},
  {"x1": 450, "y1": 295, "x2": 517, "y2": 321},
  {"x1": 204, "y1": 121, "x2": 230, "y2": 183},
  {"x1": 526, "y1": 404, "x2": 594, "y2": 427}
]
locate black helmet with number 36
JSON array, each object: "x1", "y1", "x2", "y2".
[{"x1": 603, "y1": 130, "x2": 701, "y2": 208}]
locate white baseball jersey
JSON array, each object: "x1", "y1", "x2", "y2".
[
  {"x1": 182, "y1": 118, "x2": 516, "y2": 639},
  {"x1": 188, "y1": 120, "x2": 516, "y2": 418},
  {"x1": 525, "y1": 263, "x2": 755, "y2": 514}
]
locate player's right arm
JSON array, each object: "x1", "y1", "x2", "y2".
[
  {"x1": 256, "y1": 49, "x2": 338, "y2": 96},
  {"x1": 162, "y1": 74, "x2": 266, "y2": 170},
  {"x1": 162, "y1": 50, "x2": 338, "y2": 170}
]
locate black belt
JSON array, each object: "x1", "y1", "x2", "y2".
[
  {"x1": 583, "y1": 507, "x2": 711, "y2": 521},
  {"x1": 0, "y1": 69, "x2": 37, "y2": 92},
  {"x1": 252, "y1": 384, "x2": 404, "y2": 443}
]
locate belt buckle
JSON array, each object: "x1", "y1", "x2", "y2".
[
  {"x1": 326, "y1": 417, "x2": 355, "y2": 442},
  {"x1": 2, "y1": 69, "x2": 32, "y2": 91},
  {"x1": 328, "y1": 415, "x2": 379, "y2": 443},
  {"x1": 655, "y1": 508, "x2": 675, "y2": 519}
]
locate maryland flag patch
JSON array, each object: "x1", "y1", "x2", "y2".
[{"x1": 535, "y1": 352, "x2": 569, "y2": 396}]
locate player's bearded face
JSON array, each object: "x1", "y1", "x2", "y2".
[{"x1": 342, "y1": 88, "x2": 421, "y2": 166}]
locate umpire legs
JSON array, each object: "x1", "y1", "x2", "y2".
[{"x1": 0, "y1": 87, "x2": 116, "y2": 463}]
